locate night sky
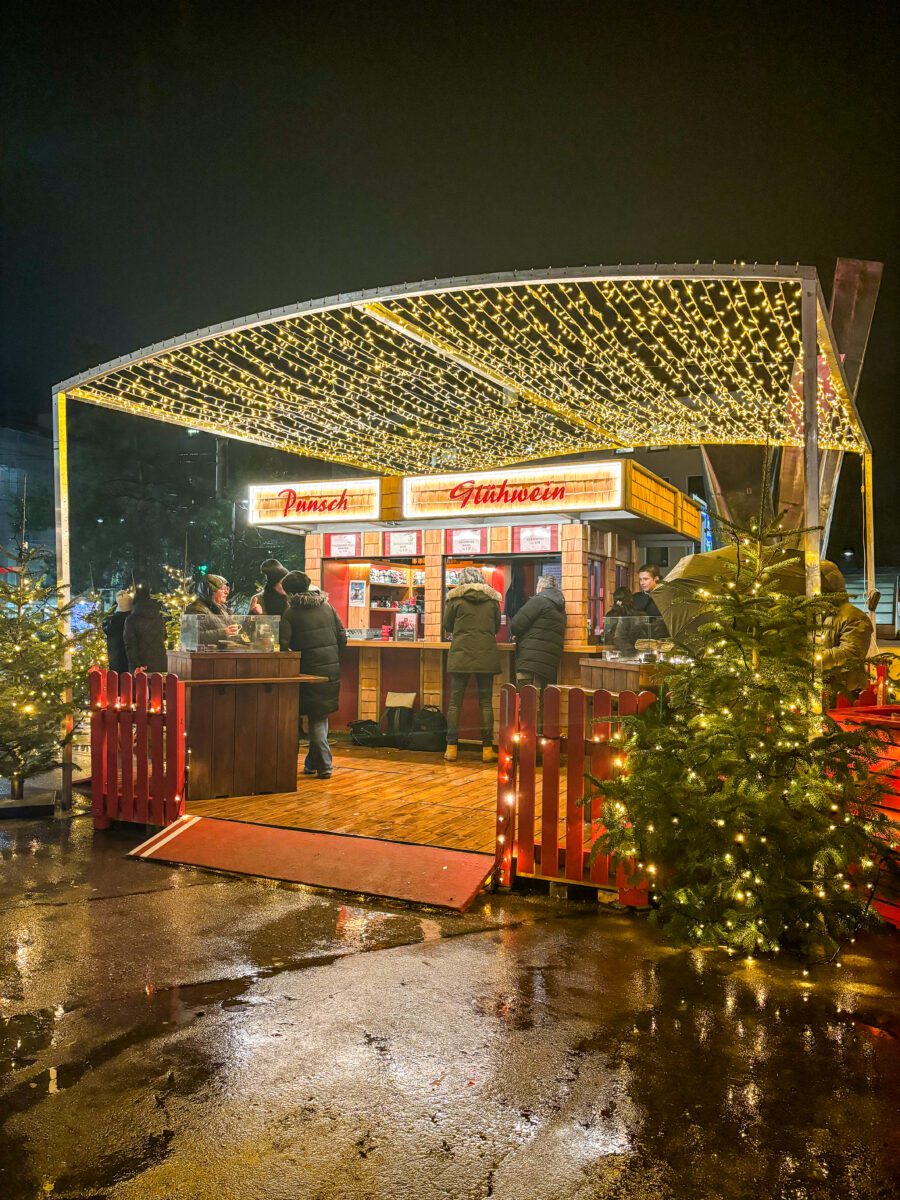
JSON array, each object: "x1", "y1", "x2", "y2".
[{"x1": 2, "y1": 2, "x2": 897, "y2": 556}]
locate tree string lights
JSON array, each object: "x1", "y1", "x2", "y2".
[{"x1": 67, "y1": 274, "x2": 864, "y2": 474}]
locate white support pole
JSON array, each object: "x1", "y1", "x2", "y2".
[
  {"x1": 862, "y1": 451, "x2": 877, "y2": 629},
  {"x1": 52, "y1": 392, "x2": 74, "y2": 808},
  {"x1": 801, "y1": 282, "x2": 821, "y2": 595}
]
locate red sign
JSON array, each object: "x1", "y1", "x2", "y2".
[
  {"x1": 324, "y1": 533, "x2": 362, "y2": 558},
  {"x1": 445, "y1": 528, "x2": 488, "y2": 556},
  {"x1": 512, "y1": 525, "x2": 560, "y2": 554}
]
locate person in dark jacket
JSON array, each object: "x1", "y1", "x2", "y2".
[
  {"x1": 124, "y1": 587, "x2": 168, "y2": 673},
  {"x1": 103, "y1": 590, "x2": 132, "y2": 673},
  {"x1": 249, "y1": 558, "x2": 289, "y2": 617},
  {"x1": 442, "y1": 567, "x2": 502, "y2": 763},
  {"x1": 185, "y1": 574, "x2": 240, "y2": 646},
  {"x1": 279, "y1": 571, "x2": 347, "y2": 779},
  {"x1": 632, "y1": 564, "x2": 668, "y2": 638},
  {"x1": 603, "y1": 587, "x2": 643, "y2": 657},
  {"x1": 510, "y1": 576, "x2": 566, "y2": 690}
]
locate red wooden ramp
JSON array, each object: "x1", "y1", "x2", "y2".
[{"x1": 128, "y1": 817, "x2": 495, "y2": 912}]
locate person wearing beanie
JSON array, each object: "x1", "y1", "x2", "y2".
[
  {"x1": 249, "y1": 558, "x2": 289, "y2": 617},
  {"x1": 510, "y1": 574, "x2": 567, "y2": 692},
  {"x1": 818, "y1": 560, "x2": 875, "y2": 697},
  {"x1": 124, "y1": 586, "x2": 168, "y2": 673},
  {"x1": 279, "y1": 571, "x2": 347, "y2": 779},
  {"x1": 185, "y1": 573, "x2": 240, "y2": 646},
  {"x1": 103, "y1": 589, "x2": 133, "y2": 673}
]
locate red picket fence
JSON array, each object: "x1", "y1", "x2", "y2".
[
  {"x1": 89, "y1": 668, "x2": 185, "y2": 829},
  {"x1": 829, "y1": 695, "x2": 900, "y2": 929},
  {"x1": 495, "y1": 684, "x2": 655, "y2": 903}
]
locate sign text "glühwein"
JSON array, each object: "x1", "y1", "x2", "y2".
[{"x1": 403, "y1": 463, "x2": 622, "y2": 520}]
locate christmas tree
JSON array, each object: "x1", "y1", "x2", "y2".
[
  {"x1": 154, "y1": 564, "x2": 196, "y2": 649},
  {"x1": 589, "y1": 510, "x2": 888, "y2": 962},
  {"x1": 1, "y1": 543, "x2": 109, "y2": 797}
]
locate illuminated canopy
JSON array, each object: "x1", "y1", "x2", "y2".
[{"x1": 55, "y1": 264, "x2": 868, "y2": 474}]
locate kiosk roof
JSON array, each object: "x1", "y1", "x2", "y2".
[{"x1": 54, "y1": 264, "x2": 867, "y2": 473}]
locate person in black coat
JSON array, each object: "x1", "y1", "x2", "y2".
[
  {"x1": 124, "y1": 588, "x2": 169, "y2": 673},
  {"x1": 249, "y1": 558, "x2": 289, "y2": 617},
  {"x1": 509, "y1": 576, "x2": 567, "y2": 689},
  {"x1": 184, "y1": 574, "x2": 240, "y2": 647},
  {"x1": 604, "y1": 587, "x2": 643, "y2": 657},
  {"x1": 279, "y1": 571, "x2": 347, "y2": 779},
  {"x1": 103, "y1": 590, "x2": 132, "y2": 674}
]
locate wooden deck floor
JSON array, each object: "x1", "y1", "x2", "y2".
[{"x1": 187, "y1": 743, "x2": 504, "y2": 853}]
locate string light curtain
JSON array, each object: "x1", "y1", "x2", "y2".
[{"x1": 61, "y1": 268, "x2": 866, "y2": 474}]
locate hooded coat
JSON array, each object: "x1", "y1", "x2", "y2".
[
  {"x1": 819, "y1": 561, "x2": 874, "y2": 695},
  {"x1": 279, "y1": 590, "x2": 348, "y2": 718},
  {"x1": 124, "y1": 593, "x2": 168, "y2": 673},
  {"x1": 443, "y1": 582, "x2": 503, "y2": 675},
  {"x1": 510, "y1": 587, "x2": 567, "y2": 680}
]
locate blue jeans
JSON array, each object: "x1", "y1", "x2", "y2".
[{"x1": 304, "y1": 718, "x2": 333, "y2": 775}]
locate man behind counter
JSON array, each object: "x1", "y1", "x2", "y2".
[{"x1": 632, "y1": 563, "x2": 668, "y2": 638}]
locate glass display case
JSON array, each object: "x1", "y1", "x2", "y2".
[
  {"x1": 178, "y1": 613, "x2": 281, "y2": 652},
  {"x1": 601, "y1": 613, "x2": 669, "y2": 662}
]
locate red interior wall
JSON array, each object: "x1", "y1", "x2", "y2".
[
  {"x1": 323, "y1": 560, "x2": 350, "y2": 625},
  {"x1": 333, "y1": 646, "x2": 359, "y2": 731},
  {"x1": 379, "y1": 649, "x2": 422, "y2": 711}
]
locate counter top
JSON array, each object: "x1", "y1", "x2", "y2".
[{"x1": 345, "y1": 640, "x2": 516, "y2": 651}]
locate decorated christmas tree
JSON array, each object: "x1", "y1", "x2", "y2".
[
  {"x1": 589, "y1": 509, "x2": 887, "y2": 962},
  {"x1": 0, "y1": 543, "x2": 107, "y2": 798},
  {"x1": 154, "y1": 564, "x2": 196, "y2": 649}
]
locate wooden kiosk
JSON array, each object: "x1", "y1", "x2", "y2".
[{"x1": 250, "y1": 459, "x2": 701, "y2": 739}]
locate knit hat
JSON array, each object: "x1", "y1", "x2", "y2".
[
  {"x1": 116, "y1": 590, "x2": 133, "y2": 612},
  {"x1": 282, "y1": 570, "x2": 311, "y2": 595},
  {"x1": 205, "y1": 573, "x2": 228, "y2": 590},
  {"x1": 260, "y1": 558, "x2": 288, "y2": 585}
]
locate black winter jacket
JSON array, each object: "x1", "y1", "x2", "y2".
[
  {"x1": 185, "y1": 595, "x2": 232, "y2": 646},
  {"x1": 124, "y1": 594, "x2": 169, "y2": 673},
  {"x1": 279, "y1": 591, "x2": 348, "y2": 718},
  {"x1": 103, "y1": 611, "x2": 129, "y2": 674},
  {"x1": 509, "y1": 587, "x2": 567, "y2": 679}
]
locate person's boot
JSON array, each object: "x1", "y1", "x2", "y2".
[
  {"x1": 482, "y1": 747, "x2": 498, "y2": 764},
  {"x1": 444, "y1": 744, "x2": 458, "y2": 762}
]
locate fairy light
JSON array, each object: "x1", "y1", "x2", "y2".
[{"x1": 66, "y1": 274, "x2": 864, "y2": 474}]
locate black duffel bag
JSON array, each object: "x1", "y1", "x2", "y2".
[
  {"x1": 403, "y1": 705, "x2": 447, "y2": 752},
  {"x1": 349, "y1": 719, "x2": 384, "y2": 748}
]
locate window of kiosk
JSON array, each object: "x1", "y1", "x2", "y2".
[
  {"x1": 443, "y1": 555, "x2": 562, "y2": 641},
  {"x1": 321, "y1": 557, "x2": 425, "y2": 642}
]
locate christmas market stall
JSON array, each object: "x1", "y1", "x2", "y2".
[
  {"x1": 50, "y1": 263, "x2": 885, "y2": 909},
  {"x1": 247, "y1": 459, "x2": 701, "y2": 735}
]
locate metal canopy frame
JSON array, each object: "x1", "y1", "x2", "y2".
[{"x1": 51, "y1": 262, "x2": 875, "y2": 605}]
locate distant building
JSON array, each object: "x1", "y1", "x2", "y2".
[
  {"x1": 613, "y1": 445, "x2": 708, "y2": 570},
  {"x1": 0, "y1": 427, "x2": 54, "y2": 560}
]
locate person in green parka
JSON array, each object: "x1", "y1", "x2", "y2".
[{"x1": 443, "y1": 567, "x2": 502, "y2": 763}]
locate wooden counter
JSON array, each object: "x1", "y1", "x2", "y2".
[{"x1": 168, "y1": 650, "x2": 305, "y2": 800}]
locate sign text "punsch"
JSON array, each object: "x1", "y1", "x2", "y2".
[
  {"x1": 278, "y1": 487, "x2": 350, "y2": 518},
  {"x1": 447, "y1": 479, "x2": 566, "y2": 509}
]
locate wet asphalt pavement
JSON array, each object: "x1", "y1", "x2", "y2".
[{"x1": 1, "y1": 812, "x2": 899, "y2": 1200}]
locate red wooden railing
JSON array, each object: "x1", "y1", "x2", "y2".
[
  {"x1": 495, "y1": 684, "x2": 655, "y2": 903},
  {"x1": 829, "y1": 685, "x2": 900, "y2": 929},
  {"x1": 89, "y1": 668, "x2": 185, "y2": 830}
]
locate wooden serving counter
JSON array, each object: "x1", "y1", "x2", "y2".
[{"x1": 168, "y1": 650, "x2": 316, "y2": 800}]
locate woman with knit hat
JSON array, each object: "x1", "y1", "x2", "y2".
[
  {"x1": 249, "y1": 558, "x2": 289, "y2": 617},
  {"x1": 185, "y1": 573, "x2": 240, "y2": 646}
]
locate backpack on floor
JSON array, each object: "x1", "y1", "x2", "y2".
[
  {"x1": 382, "y1": 692, "x2": 417, "y2": 749},
  {"x1": 404, "y1": 705, "x2": 447, "y2": 753},
  {"x1": 349, "y1": 719, "x2": 384, "y2": 748}
]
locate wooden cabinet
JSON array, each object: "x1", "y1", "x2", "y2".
[{"x1": 167, "y1": 651, "x2": 301, "y2": 800}]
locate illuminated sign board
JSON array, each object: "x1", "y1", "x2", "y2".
[
  {"x1": 403, "y1": 463, "x2": 622, "y2": 520},
  {"x1": 248, "y1": 479, "x2": 382, "y2": 525}
]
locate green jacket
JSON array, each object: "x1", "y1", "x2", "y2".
[
  {"x1": 820, "y1": 599, "x2": 873, "y2": 696},
  {"x1": 443, "y1": 583, "x2": 502, "y2": 675}
]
